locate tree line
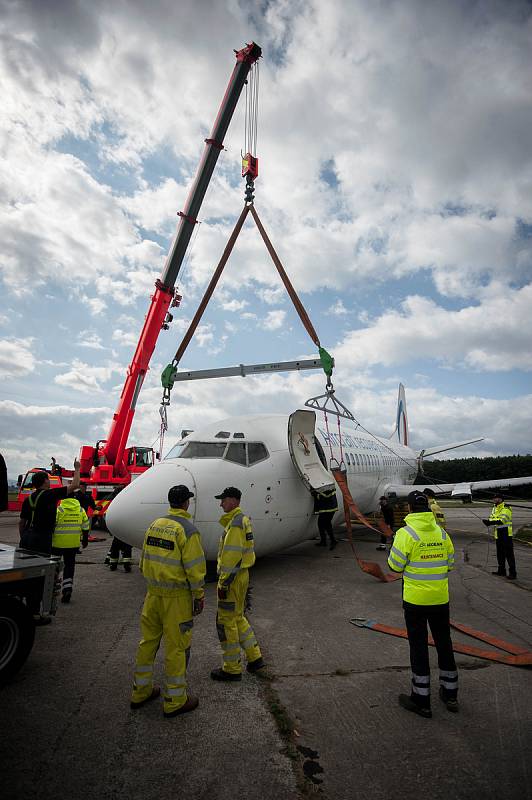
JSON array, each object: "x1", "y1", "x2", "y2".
[{"x1": 415, "y1": 454, "x2": 532, "y2": 499}]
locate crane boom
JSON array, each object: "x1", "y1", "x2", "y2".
[{"x1": 79, "y1": 42, "x2": 262, "y2": 492}]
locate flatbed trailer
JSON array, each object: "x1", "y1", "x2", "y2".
[{"x1": 0, "y1": 544, "x2": 62, "y2": 683}]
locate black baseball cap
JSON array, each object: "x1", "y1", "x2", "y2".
[
  {"x1": 215, "y1": 486, "x2": 242, "y2": 501},
  {"x1": 168, "y1": 485, "x2": 194, "y2": 506},
  {"x1": 407, "y1": 490, "x2": 429, "y2": 511}
]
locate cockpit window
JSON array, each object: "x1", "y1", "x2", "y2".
[
  {"x1": 225, "y1": 442, "x2": 247, "y2": 465},
  {"x1": 215, "y1": 431, "x2": 231, "y2": 439},
  {"x1": 179, "y1": 442, "x2": 227, "y2": 459},
  {"x1": 233, "y1": 432, "x2": 245, "y2": 438},
  {"x1": 247, "y1": 442, "x2": 269, "y2": 465},
  {"x1": 165, "y1": 443, "x2": 186, "y2": 459}
]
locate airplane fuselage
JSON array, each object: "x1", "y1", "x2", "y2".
[{"x1": 106, "y1": 412, "x2": 418, "y2": 560}]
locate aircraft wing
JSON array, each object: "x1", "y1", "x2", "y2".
[
  {"x1": 385, "y1": 476, "x2": 532, "y2": 500},
  {"x1": 418, "y1": 438, "x2": 484, "y2": 458}
]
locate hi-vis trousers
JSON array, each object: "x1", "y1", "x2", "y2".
[
  {"x1": 131, "y1": 591, "x2": 193, "y2": 714},
  {"x1": 217, "y1": 569, "x2": 261, "y2": 674}
]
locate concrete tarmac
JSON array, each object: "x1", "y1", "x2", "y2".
[{"x1": 1, "y1": 506, "x2": 531, "y2": 800}]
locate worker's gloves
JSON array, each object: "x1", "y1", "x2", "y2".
[
  {"x1": 193, "y1": 597, "x2": 204, "y2": 616},
  {"x1": 217, "y1": 585, "x2": 228, "y2": 601},
  {"x1": 482, "y1": 519, "x2": 490, "y2": 526},
  {"x1": 82, "y1": 535, "x2": 89, "y2": 548}
]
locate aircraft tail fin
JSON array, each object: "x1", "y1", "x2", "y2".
[{"x1": 390, "y1": 383, "x2": 409, "y2": 446}]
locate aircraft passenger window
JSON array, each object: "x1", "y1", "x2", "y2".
[
  {"x1": 215, "y1": 431, "x2": 231, "y2": 439},
  {"x1": 225, "y1": 442, "x2": 247, "y2": 465},
  {"x1": 248, "y1": 442, "x2": 269, "y2": 465},
  {"x1": 180, "y1": 442, "x2": 227, "y2": 458},
  {"x1": 355, "y1": 454, "x2": 359, "y2": 466},
  {"x1": 346, "y1": 453, "x2": 351, "y2": 466}
]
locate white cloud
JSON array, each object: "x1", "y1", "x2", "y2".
[
  {"x1": 54, "y1": 358, "x2": 124, "y2": 393},
  {"x1": 328, "y1": 299, "x2": 348, "y2": 316},
  {"x1": 334, "y1": 285, "x2": 532, "y2": 373},
  {"x1": 262, "y1": 309, "x2": 287, "y2": 331},
  {"x1": 2, "y1": 0, "x2": 532, "y2": 477},
  {"x1": 84, "y1": 296, "x2": 108, "y2": 316},
  {"x1": 222, "y1": 299, "x2": 249, "y2": 313},
  {"x1": 0, "y1": 338, "x2": 35, "y2": 378},
  {"x1": 77, "y1": 331, "x2": 106, "y2": 350},
  {"x1": 112, "y1": 328, "x2": 139, "y2": 348},
  {"x1": 257, "y1": 286, "x2": 285, "y2": 306}
]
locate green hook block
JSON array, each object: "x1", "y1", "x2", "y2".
[
  {"x1": 319, "y1": 347, "x2": 334, "y2": 378},
  {"x1": 161, "y1": 363, "x2": 175, "y2": 390}
]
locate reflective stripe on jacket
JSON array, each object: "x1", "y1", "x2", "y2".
[
  {"x1": 53, "y1": 498, "x2": 89, "y2": 549},
  {"x1": 217, "y1": 507, "x2": 255, "y2": 589},
  {"x1": 387, "y1": 511, "x2": 454, "y2": 605},
  {"x1": 140, "y1": 508, "x2": 206, "y2": 598},
  {"x1": 489, "y1": 502, "x2": 513, "y2": 538},
  {"x1": 428, "y1": 497, "x2": 446, "y2": 529},
  {"x1": 313, "y1": 488, "x2": 338, "y2": 515}
]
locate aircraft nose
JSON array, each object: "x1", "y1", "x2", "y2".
[{"x1": 106, "y1": 462, "x2": 196, "y2": 549}]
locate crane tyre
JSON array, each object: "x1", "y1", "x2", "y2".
[{"x1": 0, "y1": 597, "x2": 35, "y2": 684}]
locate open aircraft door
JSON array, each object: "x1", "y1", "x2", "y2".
[{"x1": 288, "y1": 410, "x2": 335, "y2": 494}]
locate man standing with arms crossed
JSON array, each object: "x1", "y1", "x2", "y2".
[
  {"x1": 211, "y1": 487, "x2": 265, "y2": 681},
  {"x1": 388, "y1": 490, "x2": 458, "y2": 718},
  {"x1": 130, "y1": 484, "x2": 206, "y2": 717}
]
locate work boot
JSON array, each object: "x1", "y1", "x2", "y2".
[
  {"x1": 164, "y1": 696, "x2": 199, "y2": 717},
  {"x1": 491, "y1": 570, "x2": 506, "y2": 576},
  {"x1": 507, "y1": 574, "x2": 517, "y2": 580},
  {"x1": 376, "y1": 544, "x2": 387, "y2": 551},
  {"x1": 329, "y1": 539, "x2": 337, "y2": 550},
  {"x1": 210, "y1": 668, "x2": 242, "y2": 682},
  {"x1": 315, "y1": 541, "x2": 327, "y2": 547},
  {"x1": 124, "y1": 563, "x2": 132, "y2": 573},
  {"x1": 61, "y1": 590, "x2": 72, "y2": 604},
  {"x1": 130, "y1": 686, "x2": 160, "y2": 710},
  {"x1": 109, "y1": 563, "x2": 118, "y2": 572},
  {"x1": 246, "y1": 657, "x2": 265, "y2": 673},
  {"x1": 439, "y1": 687, "x2": 459, "y2": 713},
  {"x1": 33, "y1": 615, "x2": 52, "y2": 626},
  {"x1": 398, "y1": 693, "x2": 432, "y2": 718}
]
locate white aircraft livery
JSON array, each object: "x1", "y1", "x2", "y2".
[{"x1": 106, "y1": 385, "x2": 530, "y2": 561}]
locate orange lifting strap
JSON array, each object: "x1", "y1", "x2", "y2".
[
  {"x1": 169, "y1": 203, "x2": 321, "y2": 371},
  {"x1": 351, "y1": 618, "x2": 532, "y2": 667},
  {"x1": 332, "y1": 467, "x2": 400, "y2": 584}
]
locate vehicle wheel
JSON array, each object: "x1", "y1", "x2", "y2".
[{"x1": 0, "y1": 597, "x2": 35, "y2": 684}]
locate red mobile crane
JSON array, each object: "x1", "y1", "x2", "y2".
[{"x1": 75, "y1": 42, "x2": 262, "y2": 522}]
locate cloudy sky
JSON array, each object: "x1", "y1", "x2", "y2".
[{"x1": 1, "y1": 0, "x2": 532, "y2": 479}]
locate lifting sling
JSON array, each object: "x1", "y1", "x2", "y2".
[
  {"x1": 351, "y1": 618, "x2": 532, "y2": 667},
  {"x1": 332, "y1": 467, "x2": 400, "y2": 583},
  {"x1": 160, "y1": 202, "x2": 334, "y2": 405}
]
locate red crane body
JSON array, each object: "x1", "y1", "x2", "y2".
[{"x1": 77, "y1": 42, "x2": 262, "y2": 518}]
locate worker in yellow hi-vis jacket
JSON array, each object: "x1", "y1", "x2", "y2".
[
  {"x1": 53, "y1": 497, "x2": 90, "y2": 603},
  {"x1": 211, "y1": 487, "x2": 265, "y2": 681},
  {"x1": 423, "y1": 488, "x2": 447, "y2": 529},
  {"x1": 130, "y1": 485, "x2": 206, "y2": 718}
]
